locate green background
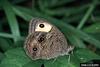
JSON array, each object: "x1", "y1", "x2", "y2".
[{"x1": 0, "y1": 0, "x2": 100, "y2": 67}]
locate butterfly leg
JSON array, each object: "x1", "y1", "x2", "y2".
[{"x1": 67, "y1": 50, "x2": 74, "y2": 65}]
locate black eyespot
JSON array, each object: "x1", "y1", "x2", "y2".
[
  {"x1": 33, "y1": 47, "x2": 37, "y2": 51},
  {"x1": 39, "y1": 24, "x2": 44, "y2": 28},
  {"x1": 38, "y1": 37, "x2": 44, "y2": 42}
]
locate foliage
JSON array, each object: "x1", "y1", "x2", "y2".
[{"x1": 0, "y1": 0, "x2": 100, "y2": 67}]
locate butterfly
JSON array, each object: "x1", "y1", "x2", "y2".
[{"x1": 24, "y1": 18, "x2": 74, "y2": 60}]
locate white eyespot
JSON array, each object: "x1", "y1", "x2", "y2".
[{"x1": 35, "y1": 22, "x2": 52, "y2": 32}]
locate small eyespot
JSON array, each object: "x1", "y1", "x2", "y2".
[
  {"x1": 39, "y1": 24, "x2": 44, "y2": 28},
  {"x1": 33, "y1": 47, "x2": 37, "y2": 51},
  {"x1": 38, "y1": 37, "x2": 44, "y2": 43}
]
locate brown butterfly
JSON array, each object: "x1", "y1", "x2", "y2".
[{"x1": 24, "y1": 18, "x2": 74, "y2": 60}]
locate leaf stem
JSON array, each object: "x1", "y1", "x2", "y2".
[{"x1": 77, "y1": 1, "x2": 97, "y2": 29}]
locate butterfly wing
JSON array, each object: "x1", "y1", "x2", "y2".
[{"x1": 24, "y1": 18, "x2": 74, "y2": 60}]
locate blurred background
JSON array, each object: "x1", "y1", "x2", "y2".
[{"x1": 0, "y1": 0, "x2": 100, "y2": 67}]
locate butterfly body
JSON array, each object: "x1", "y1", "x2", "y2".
[{"x1": 24, "y1": 18, "x2": 74, "y2": 60}]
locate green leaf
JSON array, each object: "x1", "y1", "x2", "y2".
[
  {"x1": 91, "y1": 33, "x2": 100, "y2": 41},
  {"x1": 44, "y1": 56, "x2": 69, "y2": 67},
  {"x1": 77, "y1": 0, "x2": 97, "y2": 29},
  {"x1": 62, "y1": 14, "x2": 84, "y2": 23},
  {"x1": 0, "y1": 32, "x2": 24, "y2": 41},
  {"x1": 69, "y1": 54, "x2": 80, "y2": 67},
  {"x1": 23, "y1": 55, "x2": 80, "y2": 67},
  {"x1": 1, "y1": 0, "x2": 21, "y2": 42},
  {"x1": 0, "y1": 52, "x2": 5, "y2": 62},
  {"x1": 0, "y1": 33, "x2": 14, "y2": 38},
  {"x1": 83, "y1": 23, "x2": 100, "y2": 33},
  {"x1": 5, "y1": 48, "x2": 30, "y2": 60},
  {"x1": 66, "y1": 32, "x2": 86, "y2": 48},
  {"x1": 22, "y1": 55, "x2": 79, "y2": 67},
  {"x1": 0, "y1": 63, "x2": 19, "y2": 67},
  {"x1": 74, "y1": 48, "x2": 100, "y2": 62},
  {"x1": 39, "y1": 0, "x2": 74, "y2": 8},
  {"x1": 38, "y1": 4, "x2": 88, "y2": 16},
  {"x1": 13, "y1": 6, "x2": 33, "y2": 21},
  {"x1": 44, "y1": 55, "x2": 80, "y2": 67},
  {"x1": 0, "y1": 0, "x2": 26, "y2": 10},
  {"x1": 0, "y1": 38, "x2": 12, "y2": 51},
  {"x1": 23, "y1": 60, "x2": 43, "y2": 67},
  {"x1": 0, "y1": 47, "x2": 31, "y2": 67}
]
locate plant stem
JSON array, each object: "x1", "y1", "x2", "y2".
[{"x1": 77, "y1": 1, "x2": 97, "y2": 29}]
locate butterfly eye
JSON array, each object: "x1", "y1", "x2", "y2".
[{"x1": 39, "y1": 24, "x2": 45, "y2": 28}]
